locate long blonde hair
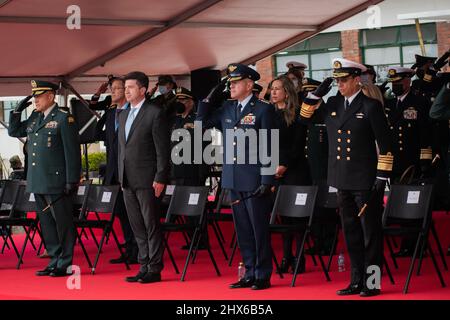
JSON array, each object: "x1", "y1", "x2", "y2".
[
  {"x1": 361, "y1": 83, "x2": 384, "y2": 108},
  {"x1": 270, "y1": 75, "x2": 298, "y2": 126}
]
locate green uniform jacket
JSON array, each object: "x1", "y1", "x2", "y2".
[
  {"x1": 8, "y1": 104, "x2": 81, "y2": 194},
  {"x1": 429, "y1": 85, "x2": 450, "y2": 120}
]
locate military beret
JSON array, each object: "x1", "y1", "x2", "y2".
[
  {"x1": 227, "y1": 63, "x2": 260, "y2": 82},
  {"x1": 31, "y1": 80, "x2": 59, "y2": 96},
  {"x1": 332, "y1": 58, "x2": 367, "y2": 78},
  {"x1": 387, "y1": 67, "x2": 415, "y2": 82},
  {"x1": 175, "y1": 87, "x2": 195, "y2": 100}
]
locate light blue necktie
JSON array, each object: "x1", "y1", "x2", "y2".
[{"x1": 125, "y1": 108, "x2": 137, "y2": 141}]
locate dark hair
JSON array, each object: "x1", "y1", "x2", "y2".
[
  {"x1": 108, "y1": 76, "x2": 125, "y2": 87},
  {"x1": 124, "y1": 71, "x2": 149, "y2": 90}
]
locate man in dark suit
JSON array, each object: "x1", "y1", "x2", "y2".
[
  {"x1": 300, "y1": 58, "x2": 393, "y2": 297},
  {"x1": 197, "y1": 64, "x2": 276, "y2": 290},
  {"x1": 91, "y1": 77, "x2": 138, "y2": 264},
  {"x1": 118, "y1": 71, "x2": 170, "y2": 284},
  {"x1": 8, "y1": 80, "x2": 81, "y2": 277}
]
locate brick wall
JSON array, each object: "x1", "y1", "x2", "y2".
[
  {"x1": 255, "y1": 55, "x2": 275, "y2": 97},
  {"x1": 436, "y1": 22, "x2": 450, "y2": 71},
  {"x1": 341, "y1": 29, "x2": 362, "y2": 63}
]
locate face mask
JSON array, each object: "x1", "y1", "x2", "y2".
[
  {"x1": 158, "y1": 85, "x2": 169, "y2": 95},
  {"x1": 392, "y1": 83, "x2": 405, "y2": 96}
]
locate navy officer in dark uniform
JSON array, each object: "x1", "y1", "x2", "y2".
[
  {"x1": 300, "y1": 58, "x2": 393, "y2": 297},
  {"x1": 8, "y1": 80, "x2": 81, "y2": 277},
  {"x1": 197, "y1": 64, "x2": 276, "y2": 290}
]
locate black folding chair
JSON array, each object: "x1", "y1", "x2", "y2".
[
  {"x1": 161, "y1": 185, "x2": 220, "y2": 281},
  {"x1": 73, "y1": 184, "x2": 129, "y2": 274},
  {"x1": 383, "y1": 184, "x2": 446, "y2": 293},
  {"x1": 269, "y1": 185, "x2": 330, "y2": 287},
  {"x1": 0, "y1": 180, "x2": 41, "y2": 268},
  {"x1": 0, "y1": 179, "x2": 16, "y2": 253}
]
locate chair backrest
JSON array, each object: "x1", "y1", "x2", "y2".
[
  {"x1": 72, "y1": 180, "x2": 92, "y2": 206},
  {"x1": 382, "y1": 184, "x2": 434, "y2": 227},
  {"x1": 214, "y1": 187, "x2": 232, "y2": 212},
  {"x1": 270, "y1": 185, "x2": 319, "y2": 224},
  {"x1": 11, "y1": 181, "x2": 38, "y2": 217},
  {"x1": 0, "y1": 179, "x2": 20, "y2": 207},
  {"x1": 314, "y1": 180, "x2": 338, "y2": 209},
  {"x1": 78, "y1": 184, "x2": 120, "y2": 220},
  {"x1": 165, "y1": 186, "x2": 210, "y2": 223}
]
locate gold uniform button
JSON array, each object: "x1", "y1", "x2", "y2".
[
  {"x1": 347, "y1": 139, "x2": 351, "y2": 143},
  {"x1": 305, "y1": 146, "x2": 308, "y2": 149},
  {"x1": 399, "y1": 133, "x2": 402, "y2": 137},
  {"x1": 337, "y1": 156, "x2": 341, "y2": 160},
  {"x1": 347, "y1": 148, "x2": 351, "y2": 152},
  {"x1": 347, "y1": 130, "x2": 351, "y2": 134},
  {"x1": 337, "y1": 138, "x2": 342, "y2": 142},
  {"x1": 338, "y1": 130, "x2": 342, "y2": 134},
  {"x1": 347, "y1": 157, "x2": 351, "y2": 161}
]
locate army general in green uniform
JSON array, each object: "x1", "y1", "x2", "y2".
[{"x1": 8, "y1": 80, "x2": 81, "y2": 277}]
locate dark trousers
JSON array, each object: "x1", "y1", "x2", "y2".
[
  {"x1": 34, "y1": 194, "x2": 76, "y2": 271},
  {"x1": 123, "y1": 187, "x2": 164, "y2": 274},
  {"x1": 337, "y1": 190, "x2": 383, "y2": 286},
  {"x1": 114, "y1": 190, "x2": 138, "y2": 258},
  {"x1": 230, "y1": 190, "x2": 273, "y2": 280}
]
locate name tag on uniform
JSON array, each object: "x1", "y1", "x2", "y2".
[
  {"x1": 45, "y1": 121, "x2": 58, "y2": 129},
  {"x1": 403, "y1": 108, "x2": 417, "y2": 120},
  {"x1": 331, "y1": 112, "x2": 337, "y2": 117},
  {"x1": 241, "y1": 113, "x2": 256, "y2": 125},
  {"x1": 225, "y1": 119, "x2": 232, "y2": 123},
  {"x1": 355, "y1": 112, "x2": 365, "y2": 119}
]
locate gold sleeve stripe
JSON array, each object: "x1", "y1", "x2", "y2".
[
  {"x1": 378, "y1": 153, "x2": 394, "y2": 171},
  {"x1": 420, "y1": 148, "x2": 433, "y2": 160},
  {"x1": 377, "y1": 162, "x2": 393, "y2": 171},
  {"x1": 300, "y1": 102, "x2": 319, "y2": 119}
]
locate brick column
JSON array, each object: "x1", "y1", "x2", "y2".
[
  {"x1": 255, "y1": 56, "x2": 275, "y2": 98},
  {"x1": 341, "y1": 30, "x2": 362, "y2": 63},
  {"x1": 436, "y1": 22, "x2": 450, "y2": 72}
]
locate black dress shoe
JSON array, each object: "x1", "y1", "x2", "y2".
[
  {"x1": 125, "y1": 271, "x2": 147, "y2": 283},
  {"x1": 110, "y1": 255, "x2": 128, "y2": 264},
  {"x1": 360, "y1": 288, "x2": 381, "y2": 297},
  {"x1": 336, "y1": 283, "x2": 363, "y2": 296},
  {"x1": 291, "y1": 256, "x2": 305, "y2": 274},
  {"x1": 229, "y1": 278, "x2": 255, "y2": 289},
  {"x1": 251, "y1": 279, "x2": 271, "y2": 290},
  {"x1": 36, "y1": 267, "x2": 55, "y2": 276},
  {"x1": 49, "y1": 268, "x2": 72, "y2": 277},
  {"x1": 279, "y1": 258, "x2": 290, "y2": 274},
  {"x1": 138, "y1": 272, "x2": 161, "y2": 284}
]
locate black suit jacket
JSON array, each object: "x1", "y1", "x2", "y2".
[
  {"x1": 95, "y1": 106, "x2": 126, "y2": 185},
  {"x1": 118, "y1": 101, "x2": 170, "y2": 189}
]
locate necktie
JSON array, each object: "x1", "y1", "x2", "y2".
[
  {"x1": 114, "y1": 107, "x2": 121, "y2": 132},
  {"x1": 125, "y1": 108, "x2": 137, "y2": 141},
  {"x1": 344, "y1": 99, "x2": 350, "y2": 111},
  {"x1": 396, "y1": 98, "x2": 401, "y2": 110},
  {"x1": 236, "y1": 103, "x2": 242, "y2": 119},
  {"x1": 38, "y1": 112, "x2": 44, "y2": 126}
]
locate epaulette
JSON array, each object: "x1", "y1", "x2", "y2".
[{"x1": 258, "y1": 99, "x2": 271, "y2": 105}]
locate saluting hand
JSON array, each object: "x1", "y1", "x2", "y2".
[
  {"x1": 153, "y1": 181, "x2": 165, "y2": 198},
  {"x1": 14, "y1": 95, "x2": 32, "y2": 113}
]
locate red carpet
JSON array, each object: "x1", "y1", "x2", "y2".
[{"x1": 1, "y1": 212, "x2": 450, "y2": 300}]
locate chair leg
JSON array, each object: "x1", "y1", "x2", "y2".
[
  {"x1": 214, "y1": 220, "x2": 226, "y2": 243},
  {"x1": 91, "y1": 228, "x2": 108, "y2": 275},
  {"x1": 88, "y1": 227, "x2": 100, "y2": 249},
  {"x1": 430, "y1": 221, "x2": 448, "y2": 271},
  {"x1": 16, "y1": 225, "x2": 33, "y2": 269},
  {"x1": 391, "y1": 235, "x2": 399, "y2": 249},
  {"x1": 386, "y1": 236, "x2": 399, "y2": 270},
  {"x1": 383, "y1": 255, "x2": 395, "y2": 285},
  {"x1": 26, "y1": 226, "x2": 38, "y2": 251},
  {"x1": 181, "y1": 228, "x2": 199, "y2": 281},
  {"x1": 210, "y1": 221, "x2": 228, "y2": 261},
  {"x1": 291, "y1": 232, "x2": 309, "y2": 287},
  {"x1": 271, "y1": 248, "x2": 284, "y2": 279},
  {"x1": 163, "y1": 233, "x2": 179, "y2": 274},
  {"x1": 403, "y1": 235, "x2": 423, "y2": 294},
  {"x1": 110, "y1": 228, "x2": 130, "y2": 270},
  {"x1": 230, "y1": 230, "x2": 236, "y2": 249},
  {"x1": 228, "y1": 238, "x2": 238, "y2": 267},
  {"x1": 76, "y1": 230, "x2": 93, "y2": 269},
  {"x1": 306, "y1": 236, "x2": 318, "y2": 267},
  {"x1": 7, "y1": 232, "x2": 20, "y2": 259},
  {"x1": 326, "y1": 224, "x2": 339, "y2": 272},
  {"x1": 426, "y1": 241, "x2": 446, "y2": 288}
]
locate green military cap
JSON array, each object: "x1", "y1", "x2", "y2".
[
  {"x1": 175, "y1": 87, "x2": 195, "y2": 100},
  {"x1": 31, "y1": 80, "x2": 59, "y2": 96}
]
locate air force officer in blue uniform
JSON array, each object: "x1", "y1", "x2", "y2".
[{"x1": 197, "y1": 64, "x2": 276, "y2": 290}]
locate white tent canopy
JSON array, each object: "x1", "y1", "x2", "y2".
[{"x1": 0, "y1": 0, "x2": 382, "y2": 95}]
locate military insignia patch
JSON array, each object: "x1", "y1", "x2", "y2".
[
  {"x1": 333, "y1": 61, "x2": 342, "y2": 69},
  {"x1": 356, "y1": 112, "x2": 365, "y2": 119},
  {"x1": 31, "y1": 80, "x2": 37, "y2": 88},
  {"x1": 403, "y1": 108, "x2": 418, "y2": 120},
  {"x1": 241, "y1": 114, "x2": 256, "y2": 125},
  {"x1": 68, "y1": 116, "x2": 75, "y2": 124},
  {"x1": 388, "y1": 69, "x2": 396, "y2": 76},
  {"x1": 176, "y1": 87, "x2": 182, "y2": 94},
  {"x1": 228, "y1": 65, "x2": 237, "y2": 72},
  {"x1": 45, "y1": 121, "x2": 58, "y2": 129}
]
